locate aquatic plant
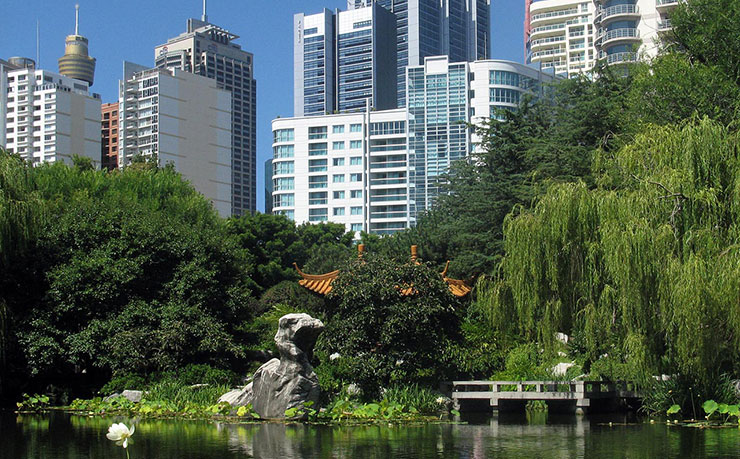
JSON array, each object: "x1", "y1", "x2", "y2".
[{"x1": 107, "y1": 422, "x2": 135, "y2": 458}]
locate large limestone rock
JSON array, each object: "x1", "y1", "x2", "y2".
[{"x1": 219, "y1": 313, "x2": 324, "y2": 419}]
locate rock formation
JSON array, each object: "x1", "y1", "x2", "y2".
[{"x1": 219, "y1": 313, "x2": 324, "y2": 419}]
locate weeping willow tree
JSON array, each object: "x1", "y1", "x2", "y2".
[
  {"x1": 0, "y1": 150, "x2": 44, "y2": 394},
  {"x1": 482, "y1": 119, "x2": 740, "y2": 388}
]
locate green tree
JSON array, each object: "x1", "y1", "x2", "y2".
[
  {"x1": 669, "y1": 0, "x2": 740, "y2": 87},
  {"x1": 0, "y1": 150, "x2": 46, "y2": 398},
  {"x1": 227, "y1": 213, "x2": 353, "y2": 292},
  {"x1": 483, "y1": 119, "x2": 740, "y2": 395},
  {"x1": 316, "y1": 254, "x2": 461, "y2": 398},
  {"x1": 626, "y1": 54, "x2": 740, "y2": 128},
  {"x1": 4, "y1": 161, "x2": 254, "y2": 390}
]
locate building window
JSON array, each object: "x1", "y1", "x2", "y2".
[
  {"x1": 351, "y1": 223, "x2": 362, "y2": 232},
  {"x1": 333, "y1": 191, "x2": 345, "y2": 199},
  {"x1": 309, "y1": 159, "x2": 328, "y2": 172},
  {"x1": 350, "y1": 206, "x2": 362, "y2": 215},
  {"x1": 332, "y1": 141, "x2": 345, "y2": 150},
  {"x1": 350, "y1": 173, "x2": 362, "y2": 182},
  {"x1": 273, "y1": 145, "x2": 294, "y2": 158},
  {"x1": 308, "y1": 126, "x2": 327, "y2": 139},
  {"x1": 309, "y1": 208, "x2": 328, "y2": 222},
  {"x1": 309, "y1": 175, "x2": 328, "y2": 188},
  {"x1": 273, "y1": 177, "x2": 295, "y2": 191},
  {"x1": 333, "y1": 207, "x2": 345, "y2": 216},
  {"x1": 350, "y1": 124, "x2": 362, "y2": 133},
  {"x1": 309, "y1": 192, "x2": 328, "y2": 205},
  {"x1": 333, "y1": 158, "x2": 345, "y2": 166},
  {"x1": 350, "y1": 157, "x2": 362, "y2": 166},
  {"x1": 309, "y1": 143, "x2": 328, "y2": 156},
  {"x1": 350, "y1": 190, "x2": 362, "y2": 199},
  {"x1": 273, "y1": 161, "x2": 294, "y2": 175},
  {"x1": 277, "y1": 209, "x2": 295, "y2": 220},
  {"x1": 273, "y1": 193, "x2": 295, "y2": 208},
  {"x1": 333, "y1": 174, "x2": 345, "y2": 183},
  {"x1": 350, "y1": 140, "x2": 362, "y2": 149},
  {"x1": 332, "y1": 125, "x2": 345, "y2": 134},
  {"x1": 273, "y1": 128, "x2": 294, "y2": 142}
]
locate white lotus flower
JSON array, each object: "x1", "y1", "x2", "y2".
[
  {"x1": 107, "y1": 422, "x2": 135, "y2": 448},
  {"x1": 329, "y1": 352, "x2": 341, "y2": 361}
]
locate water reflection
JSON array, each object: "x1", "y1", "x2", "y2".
[{"x1": 2, "y1": 411, "x2": 739, "y2": 458}]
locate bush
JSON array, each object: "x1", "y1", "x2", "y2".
[{"x1": 383, "y1": 384, "x2": 442, "y2": 415}]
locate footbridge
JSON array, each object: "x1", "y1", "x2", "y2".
[{"x1": 447, "y1": 380, "x2": 641, "y2": 414}]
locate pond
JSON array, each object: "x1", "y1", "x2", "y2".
[{"x1": 2, "y1": 411, "x2": 739, "y2": 458}]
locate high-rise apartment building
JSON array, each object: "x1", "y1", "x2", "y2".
[
  {"x1": 272, "y1": 107, "x2": 409, "y2": 235},
  {"x1": 348, "y1": 0, "x2": 491, "y2": 107},
  {"x1": 0, "y1": 58, "x2": 24, "y2": 149},
  {"x1": 155, "y1": 13, "x2": 256, "y2": 215},
  {"x1": 526, "y1": 0, "x2": 596, "y2": 77},
  {"x1": 273, "y1": 58, "x2": 557, "y2": 234},
  {"x1": 294, "y1": 4, "x2": 397, "y2": 116},
  {"x1": 101, "y1": 102, "x2": 119, "y2": 170},
  {"x1": 526, "y1": 0, "x2": 677, "y2": 74},
  {"x1": 118, "y1": 63, "x2": 233, "y2": 217},
  {"x1": 593, "y1": 0, "x2": 675, "y2": 64},
  {"x1": 4, "y1": 64, "x2": 101, "y2": 165}
]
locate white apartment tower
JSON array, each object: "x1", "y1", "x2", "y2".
[
  {"x1": 118, "y1": 63, "x2": 233, "y2": 217},
  {"x1": 526, "y1": 0, "x2": 597, "y2": 77},
  {"x1": 526, "y1": 0, "x2": 678, "y2": 74},
  {"x1": 272, "y1": 108, "x2": 409, "y2": 236},
  {"x1": 155, "y1": 11, "x2": 256, "y2": 215},
  {"x1": 3, "y1": 60, "x2": 101, "y2": 166},
  {"x1": 593, "y1": 0, "x2": 676, "y2": 64}
]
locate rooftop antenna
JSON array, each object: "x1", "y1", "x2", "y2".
[
  {"x1": 202, "y1": 0, "x2": 208, "y2": 22},
  {"x1": 75, "y1": 4, "x2": 80, "y2": 35}
]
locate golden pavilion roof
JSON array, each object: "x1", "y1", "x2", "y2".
[{"x1": 295, "y1": 245, "x2": 471, "y2": 298}]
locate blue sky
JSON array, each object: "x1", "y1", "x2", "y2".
[{"x1": 1, "y1": 0, "x2": 525, "y2": 212}]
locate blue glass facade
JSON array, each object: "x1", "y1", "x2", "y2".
[{"x1": 406, "y1": 62, "x2": 468, "y2": 219}]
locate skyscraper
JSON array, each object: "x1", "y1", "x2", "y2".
[
  {"x1": 154, "y1": 8, "x2": 257, "y2": 215},
  {"x1": 294, "y1": 9, "x2": 335, "y2": 117},
  {"x1": 347, "y1": 0, "x2": 491, "y2": 107},
  {"x1": 336, "y1": 5, "x2": 398, "y2": 112},
  {"x1": 294, "y1": 4, "x2": 397, "y2": 116}
]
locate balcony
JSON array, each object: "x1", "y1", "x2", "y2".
[
  {"x1": 658, "y1": 19, "x2": 672, "y2": 30},
  {"x1": 656, "y1": 0, "x2": 678, "y2": 11},
  {"x1": 530, "y1": 23, "x2": 566, "y2": 38},
  {"x1": 596, "y1": 4, "x2": 639, "y2": 24},
  {"x1": 531, "y1": 47, "x2": 567, "y2": 59},
  {"x1": 529, "y1": 35, "x2": 565, "y2": 50},
  {"x1": 605, "y1": 52, "x2": 638, "y2": 65},
  {"x1": 530, "y1": 7, "x2": 579, "y2": 26},
  {"x1": 597, "y1": 28, "x2": 640, "y2": 46}
]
